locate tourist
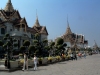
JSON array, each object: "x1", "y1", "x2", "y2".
[
  {"x1": 74, "y1": 53, "x2": 77, "y2": 60},
  {"x1": 78, "y1": 52, "x2": 82, "y2": 59},
  {"x1": 83, "y1": 52, "x2": 86, "y2": 59},
  {"x1": 5, "y1": 57, "x2": 7, "y2": 68},
  {"x1": 70, "y1": 53, "x2": 73, "y2": 61},
  {"x1": 22, "y1": 53, "x2": 28, "y2": 71},
  {"x1": 33, "y1": 54, "x2": 38, "y2": 70}
]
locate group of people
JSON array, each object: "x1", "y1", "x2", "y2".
[
  {"x1": 70, "y1": 53, "x2": 77, "y2": 60},
  {"x1": 70, "y1": 52, "x2": 86, "y2": 60},
  {"x1": 22, "y1": 53, "x2": 38, "y2": 71}
]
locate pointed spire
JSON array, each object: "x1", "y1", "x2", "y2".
[
  {"x1": 36, "y1": 9, "x2": 38, "y2": 18},
  {"x1": 66, "y1": 15, "x2": 72, "y2": 34},
  {"x1": 94, "y1": 40, "x2": 98, "y2": 46},
  {"x1": 4, "y1": 0, "x2": 14, "y2": 12},
  {"x1": 33, "y1": 9, "x2": 40, "y2": 27},
  {"x1": 8, "y1": 0, "x2": 11, "y2": 3},
  {"x1": 93, "y1": 40, "x2": 98, "y2": 50},
  {"x1": 67, "y1": 15, "x2": 70, "y2": 28}
]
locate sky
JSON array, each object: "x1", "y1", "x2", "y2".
[{"x1": 0, "y1": 0, "x2": 100, "y2": 47}]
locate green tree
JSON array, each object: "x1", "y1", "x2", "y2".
[
  {"x1": 28, "y1": 45, "x2": 35, "y2": 57},
  {"x1": 20, "y1": 46, "x2": 26, "y2": 53},
  {"x1": 23, "y1": 40, "x2": 30, "y2": 57},
  {"x1": 48, "y1": 41, "x2": 55, "y2": 56},
  {"x1": 55, "y1": 38, "x2": 67, "y2": 56},
  {"x1": 33, "y1": 33, "x2": 42, "y2": 57},
  {"x1": 0, "y1": 40, "x2": 4, "y2": 46},
  {"x1": 3, "y1": 33, "x2": 18, "y2": 69}
]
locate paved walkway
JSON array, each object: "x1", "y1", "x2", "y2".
[{"x1": 0, "y1": 54, "x2": 100, "y2": 75}]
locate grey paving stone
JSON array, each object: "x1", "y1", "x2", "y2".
[{"x1": 0, "y1": 54, "x2": 100, "y2": 75}]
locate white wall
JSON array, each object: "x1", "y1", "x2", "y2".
[{"x1": 41, "y1": 34, "x2": 47, "y2": 41}]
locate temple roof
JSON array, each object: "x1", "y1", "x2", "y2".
[
  {"x1": 0, "y1": 0, "x2": 48, "y2": 36},
  {"x1": 33, "y1": 16, "x2": 40, "y2": 27},
  {"x1": 40, "y1": 26, "x2": 48, "y2": 35},
  {"x1": 4, "y1": 0, "x2": 14, "y2": 12},
  {"x1": 93, "y1": 40, "x2": 98, "y2": 49},
  {"x1": 65, "y1": 19, "x2": 72, "y2": 35},
  {"x1": 27, "y1": 27, "x2": 37, "y2": 34}
]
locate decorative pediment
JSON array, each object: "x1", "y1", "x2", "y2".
[
  {"x1": 20, "y1": 18, "x2": 28, "y2": 26},
  {"x1": 11, "y1": 10, "x2": 21, "y2": 20},
  {"x1": 40, "y1": 26, "x2": 48, "y2": 35},
  {"x1": 0, "y1": 10, "x2": 7, "y2": 21}
]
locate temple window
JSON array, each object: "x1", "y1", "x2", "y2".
[
  {"x1": 31, "y1": 34, "x2": 34, "y2": 39},
  {"x1": 1, "y1": 28, "x2": 5, "y2": 34},
  {"x1": 10, "y1": 29, "x2": 12, "y2": 31}
]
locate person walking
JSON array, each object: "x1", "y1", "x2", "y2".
[
  {"x1": 70, "y1": 53, "x2": 73, "y2": 61},
  {"x1": 83, "y1": 52, "x2": 86, "y2": 59},
  {"x1": 33, "y1": 55, "x2": 38, "y2": 70},
  {"x1": 22, "y1": 53, "x2": 28, "y2": 71}
]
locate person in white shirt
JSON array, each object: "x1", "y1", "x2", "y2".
[
  {"x1": 22, "y1": 53, "x2": 28, "y2": 71},
  {"x1": 70, "y1": 53, "x2": 73, "y2": 60},
  {"x1": 33, "y1": 55, "x2": 38, "y2": 70}
]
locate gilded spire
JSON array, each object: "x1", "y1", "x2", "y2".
[
  {"x1": 4, "y1": 0, "x2": 14, "y2": 12},
  {"x1": 66, "y1": 16, "x2": 72, "y2": 34},
  {"x1": 93, "y1": 40, "x2": 98, "y2": 50},
  {"x1": 94, "y1": 40, "x2": 98, "y2": 47},
  {"x1": 34, "y1": 9, "x2": 40, "y2": 27},
  {"x1": 8, "y1": 0, "x2": 11, "y2": 3},
  {"x1": 67, "y1": 15, "x2": 70, "y2": 28}
]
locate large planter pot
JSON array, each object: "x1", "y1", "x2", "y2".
[
  {"x1": 18, "y1": 59, "x2": 34, "y2": 67},
  {"x1": 56, "y1": 56, "x2": 62, "y2": 62},
  {"x1": 0, "y1": 61, "x2": 5, "y2": 65},
  {"x1": 38, "y1": 58, "x2": 42, "y2": 65},
  {"x1": 28, "y1": 59, "x2": 34, "y2": 67},
  {"x1": 62, "y1": 55, "x2": 67, "y2": 61},
  {"x1": 52, "y1": 57, "x2": 57, "y2": 63},
  {"x1": 0, "y1": 60, "x2": 18, "y2": 69},
  {"x1": 10, "y1": 61, "x2": 18, "y2": 68},
  {"x1": 67, "y1": 55, "x2": 71, "y2": 60},
  {"x1": 18, "y1": 59, "x2": 24, "y2": 66},
  {"x1": 38, "y1": 57, "x2": 48, "y2": 65},
  {"x1": 47, "y1": 57, "x2": 52, "y2": 64},
  {"x1": 42, "y1": 57, "x2": 48, "y2": 64}
]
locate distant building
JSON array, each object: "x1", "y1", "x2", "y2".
[
  {"x1": 93, "y1": 40, "x2": 99, "y2": 51},
  {"x1": 56, "y1": 17, "x2": 88, "y2": 48}
]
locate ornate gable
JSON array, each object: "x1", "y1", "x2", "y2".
[
  {"x1": 33, "y1": 26, "x2": 42, "y2": 33},
  {"x1": 0, "y1": 10, "x2": 7, "y2": 21},
  {"x1": 40, "y1": 26, "x2": 48, "y2": 35},
  {"x1": 20, "y1": 18, "x2": 28, "y2": 27},
  {"x1": 11, "y1": 10, "x2": 21, "y2": 19},
  {"x1": 27, "y1": 27, "x2": 37, "y2": 34}
]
